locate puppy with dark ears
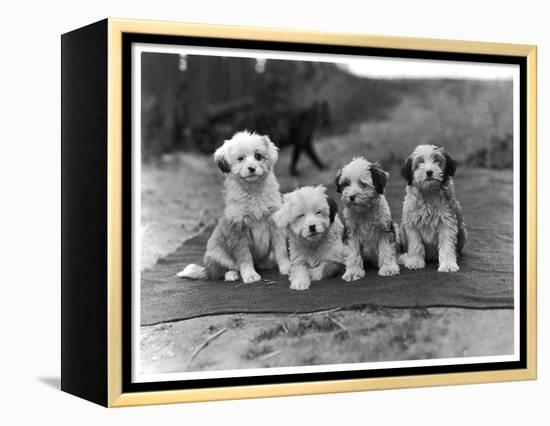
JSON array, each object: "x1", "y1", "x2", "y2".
[
  {"x1": 401, "y1": 146, "x2": 457, "y2": 185},
  {"x1": 177, "y1": 131, "x2": 290, "y2": 283},
  {"x1": 273, "y1": 186, "x2": 345, "y2": 291},
  {"x1": 399, "y1": 144, "x2": 467, "y2": 272},
  {"x1": 335, "y1": 157, "x2": 400, "y2": 280}
]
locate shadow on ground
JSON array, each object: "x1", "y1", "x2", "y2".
[{"x1": 38, "y1": 377, "x2": 60, "y2": 390}]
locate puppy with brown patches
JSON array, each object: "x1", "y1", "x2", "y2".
[
  {"x1": 177, "y1": 130, "x2": 290, "y2": 283},
  {"x1": 399, "y1": 144, "x2": 467, "y2": 272},
  {"x1": 335, "y1": 157, "x2": 400, "y2": 281},
  {"x1": 273, "y1": 186, "x2": 345, "y2": 291}
]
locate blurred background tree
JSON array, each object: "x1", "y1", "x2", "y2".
[{"x1": 140, "y1": 52, "x2": 513, "y2": 169}]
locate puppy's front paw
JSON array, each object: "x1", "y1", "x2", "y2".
[
  {"x1": 342, "y1": 267, "x2": 365, "y2": 282},
  {"x1": 379, "y1": 263, "x2": 400, "y2": 276},
  {"x1": 399, "y1": 254, "x2": 425, "y2": 270},
  {"x1": 278, "y1": 261, "x2": 291, "y2": 276},
  {"x1": 438, "y1": 262, "x2": 459, "y2": 273},
  {"x1": 242, "y1": 270, "x2": 261, "y2": 283},
  {"x1": 290, "y1": 278, "x2": 310, "y2": 291},
  {"x1": 309, "y1": 266, "x2": 324, "y2": 281},
  {"x1": 224, "y1": 270, "x2": 240, "y2": 282}
]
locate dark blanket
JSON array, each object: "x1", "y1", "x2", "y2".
[{"x1": 141, "y1": 168, "x2": 514, "y2": 325}]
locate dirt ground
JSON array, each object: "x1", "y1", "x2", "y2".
[
  {"x1": 141, "y1": 307, "x2": 512, "y2": 374},
  {"x1": 140, "y1": 129, "x2": 514, "y2": 375}
]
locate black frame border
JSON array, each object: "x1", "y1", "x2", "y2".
[{"x1": 121, "y1": 33, "x2": 528, "y2": 394}]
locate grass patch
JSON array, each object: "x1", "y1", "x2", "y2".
[
  {"x1": 357, "y1": 323, "x2": 387, "y2": 336},
  {"x1": 242, "y1": 345, "x2": 273, "y2": 360},
  {"x1": 253, "y1": 324, "x2": 287, "y2": 342}
]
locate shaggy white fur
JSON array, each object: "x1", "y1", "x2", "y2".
[
  {"x1": 335, "y1": 157, "x2": 400, "y2": 280},
  {"x1": 177, "y1": 131, "x2": 290, "y2": 283},
  {"x1": 399, "y1": 144, "x2": 467, "y2": 272},
  {"x1": 273, "y1": 185, "x2": 345, "y2": 291}
]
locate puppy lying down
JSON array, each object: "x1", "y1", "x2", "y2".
[
  {"x1": 273, "y1": 185, "x2": 345, "y2": 291},
  {"x1": 177, "y1": 131, "x2": 290, "y2": 283}
]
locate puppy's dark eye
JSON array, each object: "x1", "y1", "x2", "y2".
[
  {"x1": 315, "y1": 210, "x2": 323, "y2": 216},
  {"x1": 238, "y1": 156, "x2": 245, "y2": 162},
  {"x1": 297, "y1": 214, "x2": 305, "y2": 219},
  {"x1": 255, "y1": 153, "x2": 263, "y2": 161},
  {"x1": 359, "y1": 181, "x2": 367, "y2": 188}
]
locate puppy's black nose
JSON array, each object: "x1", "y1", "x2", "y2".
[
  {"x1": 309, "y1": 224, "x2": 316, "y2": 233},
  {"x1": 248, "y1": 166, "x2": 256, "y2": 173},
  {"x1": 349, "y1": 195, "x2": 355, "y2": 202},
  {"x1": 426, "y1": 170, "x2": 433, "y2": 177}
]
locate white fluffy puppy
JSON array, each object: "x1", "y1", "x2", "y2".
[
  {"x1": 399, "y1": 144, "x2": 467, "y2": 272},
  {"x1": 273, "y1": 186, "x2": 345, "y2": 291},
  {"x1": 335, "y1": 157, "x2": 400, "y2": 280},
  {"x1": 177, "y1": 130, "x2": 290, "y2": 283}
]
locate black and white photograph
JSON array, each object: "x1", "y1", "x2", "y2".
[{"x1": 131, "y1": 41, "x2": 520, "y2": 383}]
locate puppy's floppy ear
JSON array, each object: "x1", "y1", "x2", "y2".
[
  {"x1": 370, "y1": 165, "x2": 389, "y2": 194},
  {"x1": 334, "y1": 168, "x2": 343, "y2": 193},
  {"x1": 327, "y1": 196, "x2": 338, "y2": 223},
  {"x1": 441, "y1": 149, "x2": 457, "y2": 177},
  {"x1": 262, "y1": 135, "x2": 279, "y2": 164},
  {"x1": 272, "y1": 195, "x2": 291, "y2": 228},
  {"x1": 213, "y1": 143, "x2": 231, "y2": 173},
  {"x1": 401, "y1": 156, "x2": 413, "y2": 185}
]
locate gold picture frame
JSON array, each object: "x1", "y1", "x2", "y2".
[{"x1": 61, "y1": 17, "x2": 537, "y2": 407}]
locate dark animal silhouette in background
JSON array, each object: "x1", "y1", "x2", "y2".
[
  {"x1": 188, "y1": 99, "x2": 332, "y2": 176},
  {"x1": 256, "y1": 100, "x2": 331, "y2": 176},
  {"x1": 285, "y1": 100, "x2": 331, "y2": 176}
]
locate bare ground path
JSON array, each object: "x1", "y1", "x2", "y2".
[
  {"x1": 139, "y1": 131, "x2": 514, "y2": 375},
  {"x1": 141, "y1": 308, "x2": 512, "y2": 374}
]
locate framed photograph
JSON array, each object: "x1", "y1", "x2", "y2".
[{"x1": 61, "y1": 18, "x2": 537, "y2": 407}]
